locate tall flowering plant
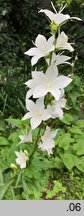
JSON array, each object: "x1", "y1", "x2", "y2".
[{"x1": 15, "y1": 2, "x2": 81, "y2": 169}]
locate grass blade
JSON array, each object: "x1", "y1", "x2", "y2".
[{"x1": 0, "y1": 180, "x2": 14, "y2": 200}]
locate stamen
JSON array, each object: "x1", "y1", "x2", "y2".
[
  {"x1": 59, "y1": 5, "x2": 63, "y2": 13},
  {"x1": 51, "y1": 1, "x2": 57, "y2": 13},
  {"x1": 32, "y1": 40, "x2": 35, "y2": 46},
  {"x1": 59, "y1": 3, "x2": 67, "y2": 13},
  {"x1": 60, "y1": 51, "x2": 64, "y2": 55},
  {"x1": 58, "y1": 29, "x2": 60, "y2": 35}
]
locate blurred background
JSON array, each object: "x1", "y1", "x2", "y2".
[{"x1": 0, "y1": 0, "x2": 84, "y2": 117}]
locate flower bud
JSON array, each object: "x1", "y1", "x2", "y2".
[
  {"x1": 11, "y1": 163, "x2": 17, "y2": 169},
  {"x1": 50, "y1": 21, "x2": 59, "y2": 35}
]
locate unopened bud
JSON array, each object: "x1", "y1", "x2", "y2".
[
  {"x1": 50, "y1": 21, "x2": 59, "y2": 35},
  {"x1": 24, "y1": 150, "x2": 29, "y2": 160},
  {"x1": 11, "y1": 163, "x2": 17, "y2": 169}
]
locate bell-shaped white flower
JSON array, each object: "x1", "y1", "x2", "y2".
[
  {"x1": 19, "y1": 131, "x2": 32, "y2": 143},
  {"x1": 24, "y1": 34, "x2": 55, "y2": 66},
  {"x1": 15, "y1": 150, "x2": 28, "y2": 169},
  {"x1": 39, "y1": 3, "x2": 81, "y2": 26},
  {"x1": 33, "y1": 63, "x2": 72, "y2": 101},
  {"x1": 56, "y1": 32, "x2": 74, "y2": 52},
  {"x1": 46, "y1": 52, "x2": 71, "y2": 66},
  {"x1": 22, "y1": 98, "x2": 51, "y2": 129},
  {"x1": 39, "y1": 126, "x2": 58, "y2": 155},
  {"x1": 47, "y1": 95, "x2": 66, "y2": 120}
]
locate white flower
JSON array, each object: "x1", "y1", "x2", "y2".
[
  {"x1": 19, "y1": 131, "x2": 32, "y2": 143},
  {"x1": 56, "y1": 32, "x2": 74, "y2": 52},
  {"x1": 39, "y1": 4, "x2": 81, "y2": 26},
  {"x1": 39, "y1": 126, "x2": 58, "y2": 155},
  {"x1": 25, "y1": 71, "x2": 44, "y2": 99},
  {"x1": 22, "y1": 98, "x2": 51, "y2": 129},
  {"x1": 24, "y1": 34, "x2": 55, "y2": 66},
  {"x1": 33, "y1": 63, "x2": 72, "y2": 101},
  {"x1": 46, "y1": 52, "x2": 71, "y2": 66},
  {"x1": 15, "y1": 150, "x2": 28, "y2": 169},
  {"x1": 47, "y1": 96, "x2": 66, "y2": 120}
]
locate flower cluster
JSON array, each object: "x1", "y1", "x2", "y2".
[{"x1": 15, "y1": 2, "x2": 81, "y2": 169}]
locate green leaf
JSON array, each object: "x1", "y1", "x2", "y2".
[
  {"x1": 0, "y1": 136, "x2": 9, "y2": 146},
  {"x1": 56, "y1": 133, "x2": 74, "y2": 151},
  {"x1": 25, "y1": 153, "x2": 54, "y2": 180},
  {"x1": 31, "y1": 186, "x2": 42, "y2": 200},
  {"x1": 6, "y1": 118, "x2": 22, "y2": 128},
  {"x1": 0, "y1": 125, "x2": 5, "y2": 132},
  {"x1": 32, "y1": 154, "x2": 54, "y2": 171},
  {"x1": 0, "y1": 120, "x2": 6, "y2": 132},
  {"x1": 62, "y1": 153, "x2": 77, "y2": 170},
  {"x1": 8, "y1": 131, "x2": 20, "y2": 143},
  {"x1": 76, "y1": 120, "x2": 84, "y2": 128},
  {"x1": 68, "y1": 125, "x2": 82, "y2": 134},
  {"x1": 76, "y1": 157, "x2": 84, "y2": 173},
  {"x1": 74, "y1": 132, "x2": 84, "y2": 141},
  {"x1": 46, "y1": 180, "x2": 66, "y2": 199},
  {"x1": 0, "y1": 169, "x2": 3, "y2": 185},
  {"x1": 74, "y1": 75, "x2": 81, "y2": 86},
  {"x1": 6, "y1": 118, "x2": 30, "y2": 129},
  {"x1": 22, "y1": 181, "x2": 42, "y2": 200},
  {"x1": 0, "y1": 180, "x2": 13, "y2": 200},
  {"x1": 69, "y1": 91, "x2": 80, "y2": 106},
  {"x1": 53, "y1": 157, "x2": 64, "y2": 169},
  {"x1": 61, "y1": 113, "x2": 73, "y2": 125},
  {"x1": 73, "y1": 140, "x2": 84, "y2": 155}
]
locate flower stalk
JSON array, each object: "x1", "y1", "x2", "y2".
[{"x1": 29, "y1": 127, "x2": 42, "y2": 160}]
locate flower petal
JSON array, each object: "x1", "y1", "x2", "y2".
[
  {"x1": 58, "y1": 98, "x2": 66, "y2": 108},
  {"x1": 56, "y1": 32, "x2": 68, "y2": 46},
  {"x1": 47, "y1": 35, "x2": 55, "y2": 51},
  {"x1": 24, "y1": 48, "x2": 38, "y2": 56},
  {"x1": 31, "y1": 54, "x2": 42, "y2": 66},
  {"x1": 36, "y1": 97, "x2": 44, "y2": 108},
  {"x1": 50, "y1": 87, "x2": 61, "y2": 101},
  {"x1": 26, "y1": 99, "x2": 35, "y2": 111},
  {"x1": 32, "y1": 71, "x2": 43, "y2": 78},
  {"x1": 42, "y1": 110, "x2": 51, "y2": 121},
  {"x1": 31, "y1": 117, "x2": 41, "y2": 129},
  {"x1": 26, "y1": 89, "x2": 33, "y2": 99},
  {"x1": 54, "y1": 14, "x2": 70, "y2": 25},
  {"x1": 15, "y1": 151, "x2": 20, "y2": 157},
  {"x1": 46, "y1": 63, "x2": 58, "y2": 78},
  {"x1": 70, "y1": 16, "x2": 82, "y2": 21},
  {"x1": 51, "y1": 130, "x2": 58, "y2": 139},
  {"x1": 25, "y1": 79, "x2": 33, "y2": 87},
  {"x1": 56, "y1": 76, "x2": 72, "y2": 89},
  {"x1": 63, "y1": 43, "x2": 74, "y2": 52},
  {"x1": 35, "y1": 34, "x2": 47, "y2": 48},
  {"x1": 33, "y1": 85, "x2": 47, "y2": 98},
  {"x1": 54, "y1": 107, "x2": 64, "y2": 119},
  {"x1": 22, "y1": 112, "x2": 31, "y2": 120},
  {"x1": 20, "y1": 163, "x2": 26, "y2": 169},
  {"x1": 39, "y1": 9, "x2": 55, "y2": 22}
]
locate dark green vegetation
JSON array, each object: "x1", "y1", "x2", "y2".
[
  {"x1": 0, "y1": 0, "x2": 84, "y2": 199},
  {"x1": 0, "y1": 115, "x2": 84, "y2": 199}
]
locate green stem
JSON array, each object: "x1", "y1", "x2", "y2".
[
  {"x1": 29, "y1": 127, "x2": 42, "y2": 160},
  {"x1": 15, "y1": 171, "x2": 22, "y2": 187},
  {"x1": 49, "y1": 52, "x2": 52, "y2": 66}
]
